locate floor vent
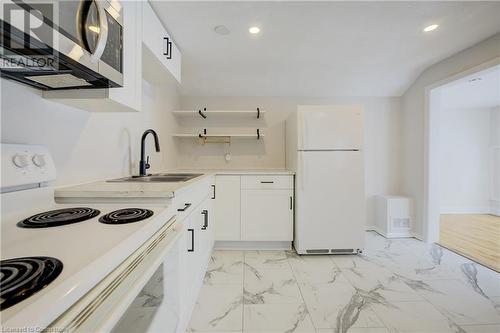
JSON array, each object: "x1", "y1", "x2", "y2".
[
  {"x1": 392, "y1": 217, "x2": 411, "y2": 229},
  {"x1": 330, "y1": 249, "x2": 355, "y2": 254},
  {"x1": 306, "y1": 249, "x2": 329, "y2": 254}
]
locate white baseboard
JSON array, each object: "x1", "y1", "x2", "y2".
[
  {"x1": 490, "y1": 207, "x2": 500, "y2": 216},
  {"x1": 411, "y1": 232, "x2": 425, "y2": 241},
  {"x1": 440, "y1": 206, "x2": 493, "y2": 214},
  {"x1": 367, "y1": 226, "x2": 413, "y2": 239},
  {"x1": 214, "y1": 241, "x2": 292, "y2": 251}
]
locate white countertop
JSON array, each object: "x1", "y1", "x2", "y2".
[
  {"x1": 55, "y1": 170, "x2": 293, "y2": 201},
  {"x1": 174, "y1": 169, "x2": 294, "y2": 175}
]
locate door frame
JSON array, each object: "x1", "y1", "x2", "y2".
[{"x1": 422, "y1": 57, "x2": 500, "y2": 243}]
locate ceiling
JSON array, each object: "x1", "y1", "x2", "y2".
[
  {"x1": 151, "y1": 1, "x2": 500, "y2": 97},
  {"x1": 439, "y1": 65, "x2": 500, "y2": 109}
]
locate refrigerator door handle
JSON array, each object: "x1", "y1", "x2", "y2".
[
  {"x1": 303, "y1": 114, "x2": 309, "y2": 150},
  {"x1": 298, "y1": 110, "x2": 305, "y2": 149},
  {"x1": 299, "y1": 152, "x2": 305, "y2": 190}
]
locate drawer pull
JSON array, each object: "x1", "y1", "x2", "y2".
[
  {"x1": 188, "y1": 228, "x2": 194, "y2": 252},
  {"x1": 177, "y1": 203, "x2": 192, "y2": 212},
  {"x1": 201, "y1": 209, "x2": 209, "y2": 230},
  {"x1": 260, "y1": 181, "x2": 274, "y2": 184},
  {"x1": 211, "y1": 184, "x2": 216, "y2": 199}
]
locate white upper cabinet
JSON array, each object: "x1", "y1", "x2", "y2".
[
  {"x1": 43, "y1": 1, "x2": 143, "y2": 112},
  {"x1": 142, "y1": 1, "x2": 182, "y2": 84}
]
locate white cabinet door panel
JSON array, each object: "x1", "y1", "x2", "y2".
[
  {"x1": 241, "y1": 189, "x2": 293, "y2": 241},
  {"x1": 142, "y1": 1, "x2": 181, "y2": 83},
  {"x1": 214, "y1": 176, "x2": 241, "y2": 241},
  {"x1": 142, "y1": 1, "x2": 163, "y2": 58}
]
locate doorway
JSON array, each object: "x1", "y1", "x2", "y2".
[{"x1": 427, "y1": 64, "x2": 500, "y2": 272}]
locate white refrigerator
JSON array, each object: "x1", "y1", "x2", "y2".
[{"x1": 286, "y1": 105, "x2": 366, "y2": 254}]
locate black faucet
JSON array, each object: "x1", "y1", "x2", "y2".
[{"x1": 139, "y1": 129, "x2": 161, "y2": 176}]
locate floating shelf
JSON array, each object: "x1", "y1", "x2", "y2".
[
  {"x1": 173, "y1": 109, "x2": 266, "y2": 119},
  {"x1": 173, "y1": 130, "x2": 264, "y2": 144},
  {"x1": 172, "y1": 133, "x2": 264, "y2": 138}
]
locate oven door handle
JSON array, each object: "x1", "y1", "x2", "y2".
[{"x1": 90, "y1": 0, "x2": 109, "y2": 63}]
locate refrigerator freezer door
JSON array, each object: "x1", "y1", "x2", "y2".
[
  {"x1": 297, "y1": 105, "x2": 363, "y2": 150},
  {"x1": 295, "y1": 151, "x2": 365, "y2": 253}
]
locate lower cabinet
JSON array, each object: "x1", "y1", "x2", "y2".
[
  {"x1": 199, "y1": 196, "x2": 215, "y2": 255},
  {"x1": 241, "y1": 189, "x2": 293, "y2": 241},
  {"x1": 214, "y1": 174, "x2": 294, "y2": 242},
  {"x1": 176, "y1": 179, "x2": 215, "y2": 332},
  {"x1": 214, "y1": 175, "x2": 241, "y2": 240}
]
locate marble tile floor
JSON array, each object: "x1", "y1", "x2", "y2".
[{"x1": 187, "y1": 232, "x2": 500, "y2": 333}]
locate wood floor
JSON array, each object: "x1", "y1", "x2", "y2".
[{"x1": 439, "y1": 214, "x2": 500, "y2": 272}]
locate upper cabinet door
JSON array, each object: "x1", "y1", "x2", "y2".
[
  {"x1": 108, "y1": 0, "x2": 142, "y2": 111},
  {"x1": 142, "y1": 1, "x2": 182, "y2": 83},
  {"x1": 297, "y1": 105, "x2": 364, "y2": 150}
]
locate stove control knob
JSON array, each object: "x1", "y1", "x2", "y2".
[
  {"x1": 32, "y1": 154, "x2": 46, "y2": 167},
  {"x1": 12, "y1": 154, "x2": 29, "y2": 168}
]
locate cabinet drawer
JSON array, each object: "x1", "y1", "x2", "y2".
[
  {"x1": 241, "y1": 175, "x2": 293, "y2": 190},
  {"x1": 174, "y1": 177, "x2": 212, "y2": 222}
]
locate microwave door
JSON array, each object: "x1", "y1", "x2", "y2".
[
  {"x1": 82, "y1": 0, "x2": 108, "y2": 63},
  {"x1": 96, "y1": 8, "x2": 123, "y2": 86},
  {"x1": 55, "y1": 0, "x2": 108, "y2": 72}
]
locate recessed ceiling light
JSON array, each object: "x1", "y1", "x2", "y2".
[
  {"x1": 249, "y1": 26, "x2": 261, "y2": 34},
  {"x1": 423, "y1": 24, "x2": 439, "y2": 32},
  {"x1": 214, "y1": 25, "x2": 230, "y2": 35}
]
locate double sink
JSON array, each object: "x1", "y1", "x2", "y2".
[{"x1": 108, "y1": 173, "x2": 203, "y2": 183}]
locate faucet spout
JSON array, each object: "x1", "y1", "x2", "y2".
[{"x1": 139, "y1": 129, "x2": 161, "y2": 176}]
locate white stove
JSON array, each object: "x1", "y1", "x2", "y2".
[{"x1": 1, "y1": 144, "x2": 179, "y2": 331}]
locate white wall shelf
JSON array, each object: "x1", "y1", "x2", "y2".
[
  {"x1": 173, "y1": 131, "x2": 264, "y2": 144},
  {"x1": 173, "y1": 108, "x2": 266, "y2": 145},
  {"x1": 173, "y1": 109, "x2": 266, "y2": 119},
  {"x1": 173, "y1": 133, "x2": 264, "y2": 138}
]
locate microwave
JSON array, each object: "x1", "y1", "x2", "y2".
[{"x1": 0, "y1": 0, "x2": 123, "y2": 89}]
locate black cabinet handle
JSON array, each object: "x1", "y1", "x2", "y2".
[
  {"x1": 290, "y1": 196, "x2": 293, "y2": 210},
  {"x1": 260, "y1": 181, "x2": 274, "y2": 184},
  {"x1": 211, "y1": 184, "x2": 216, "y2": 199},
  {"x1": 163, "y1": 37, "x2": 168, "y2": 55},
  {"x1": 177, "y1": 203, "x2": 192, "y2": 212},
  {"x1": 201, "y1": 209, "x2": 209, "y2": 230},
  {"x1": 163, "y1": 37, "x2": 173, "y2": 59},
  {"x1": 188, "y1": 228, "x2": 194, "y2": 252},
  {"x1": 163, "y1": 37, "x2": 172, "y2": 59},
  {"x1": 167, "y1": 41, "x2": 172, "y2": 59}
]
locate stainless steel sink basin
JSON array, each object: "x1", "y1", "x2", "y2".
[{"x1": 108, "y1": 173, "x2": 203, "y2": 183}]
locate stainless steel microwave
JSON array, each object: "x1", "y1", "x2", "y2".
[{"x1": 0, "y1": 0, "x2": 123, "y2": 89}]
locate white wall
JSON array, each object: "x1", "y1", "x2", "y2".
[
  {"x1": 401, "y1": 33, "x2": 500, "y2": 239},
  {"x1": 490, "y1": 106, "x2": 500, "y2": 215},
  {"x1": 1, "y1": 77, "x2": 180, "y2": 187},
  {"x1": 178, "y1": 96, "x2": 403, "y2": 227},
  {"x1": 439, "y1": 107, "x2": 493, "y2": 213}
]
